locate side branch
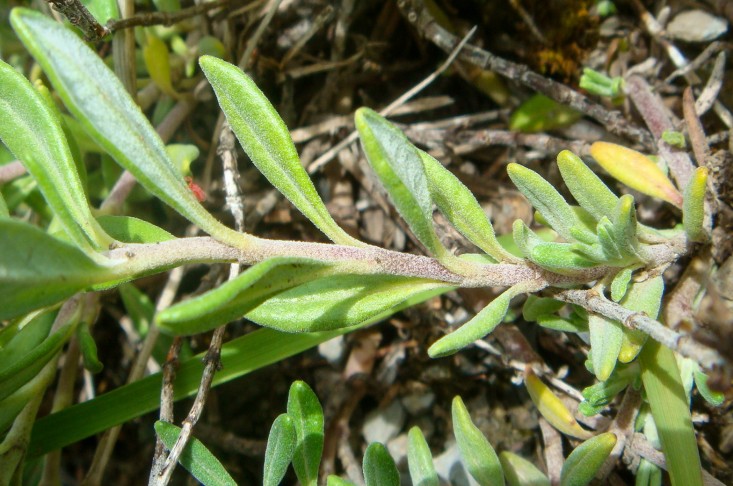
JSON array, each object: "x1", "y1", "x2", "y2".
[{"x1": 548, "y1": 288, "x2": 724, "y2": 370}]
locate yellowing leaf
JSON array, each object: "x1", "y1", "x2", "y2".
[
  {"x1": 143, "y1": 31, "x2": 177, "y2": 97},
  {"x1": 683, "y1": 167, "x2": 708, "y2": 242},
  {"x1": 525, "y1": 369, "x2": 593, "y2": 440},
  {"x1": 590, "y1": 142, "x2": 682, "y2": 207}
]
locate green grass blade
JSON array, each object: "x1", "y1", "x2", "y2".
[
  {"x1": 639, "y1": 340, "x2": 703, "y2": 486},
  {"x1": 27, "y1": 327, "x2": 346, "y2": 458}
]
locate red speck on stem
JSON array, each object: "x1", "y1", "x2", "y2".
[{"x1": 185, "y1": 176, "x2": 207, "y2": 202}]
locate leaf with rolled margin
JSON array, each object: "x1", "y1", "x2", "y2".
[
  {"x1": 199, "y1": 55, "x2": 360, "y2": 247},
  {"x1": 355, "y1": 108, "x2": 447, "y2": 259},
  {"x1": 247, "y1": 274, "x2": 452, "y2": 333},
  {"x1": 429, "y1": 283, "x2": 531, "y2": 358},
  {"x1": 407, "y1": 427, "x2": 439, "y2": 486},
  {"x1": 154, "y1": 421, "x2": 236, "y2": 486},
  {"x1": 157, "y1": 258, "x2": 333, "y2": 336},
  {"x1": 556, "y1": 150, "x2": 618, "y2": 221},
  {"x1": 452, "y1": 396, "x2": 504, "y2": 486},
  {"x1": 683, "y1": 167, "x2": 708, "y2": 242},
  {"x1": 263, "y1": 414, "x2": 296, "y2": 486},
  {"x1": 287, "y1": 381, "x2": 323, "y2": 486},
  {"x1": 617, "y1": 276, "x2": 663, "y2": 363},
  {"x1": 10, "y1": 9, "x2": 241, "y2": 246},
  {"x1": 499, "y1": 451, "x2": 550, "y2": 486},
  {"x1": 589, "y1": 313, "x2": 623, "y2": 381},
  {"x1": 560, "y1": 433, "x2": 616, "y2": 486},
  {"x1": 0, "y1": 218, "x2": 115, "y2": 320},
  {"x1": 418, "y1": 149, "x2": 516, "y2": 262},
  {"x1": 0, "y1": 59, "x2": 111, "y2": 251},
  {"x1": 590, "y1": 142, "x2": 682, "y2": 207},
  {"x1": 508, "y1": 163, "x2": 595, "y2": 243}
]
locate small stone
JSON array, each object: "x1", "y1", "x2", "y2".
[
  {"x1": 667, "y1": 10, "x2": 728, "y2": 42},
  {"x1": 362, "y1": 400, "x2": 406, "y2": 446},
  {"x1": 318, "y1": 335, "x2": 345, "y2": 365},
  {"x1": 433, "y1": 441, "x2": 480, "y2": 486},
  {"x1": 401, "y1": 389, "x2": 436, "y2": 415},
  {"x1": 386, "y1": 433, "x2": 409, "y2": 468}
]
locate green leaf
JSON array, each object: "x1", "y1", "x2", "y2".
[
  {"x1": 692, "y1": 371, "x2": 724, "y2": 407},
  {"x1": 618, "y1": 276, "x2": 663, "y2": 363},
  {"x1": 418, "y1": 149, "x2": 516, "y2": 262},
  {"x1": 429, "y1": 284, "x2": 526, "y2": 358},
  {"x1": 287, "y1": 381, "x2": 323, "y2": 486},
  {"x1": 522, "y1": 296, "x2": 564, "y2": 322},
  {"x1": 559, "y1": 432, "x2": 616, "y2": 486},
  {"x1": 536, "y1": 315, "x2": 588, "y2": 333},
  {"x1": 30, "y1": 327, "x2": 347, "y2": 457},
  {"x1": 81, "y1": 0, "x2": 119, "y2": 25},
  {"x1": 363, "y1": 442, "x2": 400, "y2": 486},
  {"x1": 610, "y1": 268, "x2": 633, "y2": 302},
  {"x1": 154, "y1": 421, "x2": 236, "y2": 486},
  {"x1": 507, "y1": 163, "x2": 595, "y2": 243},
  {"x1": 0, "y1": 59, "x2": 111, "y2": 251},
  {"x1": 533, "y1": 243, "x2": 598, "y2": 274},
  {"x1": 640, "y1": 340, "x2": 703, "y2": 486},
  {"x1": 0, "y1": 192, "x2": 7, "y2": 218},
  {"x1": 248, "y1": 274, "x2": 452, "y2": 333},
  {"x1": 0, "y1": 319, "x2": 74, "y2": 403},
  {"x1": 327, "y1": 476, "x2": 357, "y2": 486},
  {"x1": 355, "y1": 108, "x2": 447, "y2": 258},
  {"x1": 143, "y1": 30, "x2": 177, "y2": 97},
  {"x1": 10, "y1": 9, "x2": 243, "y2": 247},
  {"x1": 264, "y1": 414, "x2": 297, "y2": 486},
  {"x1": 556, "y1": 150, "x2": 618, "y2": 221},
  {"x1": 0, "y1": 218, "x2": 114, "y2": 320},
  {"x1": 509, "y1": 95, "x2": 581, "y2": 133},
  {"x1": 77, "y1": 321, "x2": 103, "y2": 373},
  {"x1": 199, "y1": 55, "x2": 360, "y2": 247},
  {"x1": 97, "y1": 215, "x2": 175, "y2": 243},
  {"x1": 499, "y1": 451, "x2": 550, "y2": 486},
  {"x1": 407, "y1": 427, "x2": 439, "y2": 486},
  {"x1": 682, "y1": 167, "x2": 708, "y2": 242},
  {"x1": 157, "y1": 258, "x2": 333, "y2": 335},
  {"x1": 589, "y1": 314, "x2": 623, "y2": 381},
  {"x1": 452, "y1": 396, "x2": 504, "y2": 486}
]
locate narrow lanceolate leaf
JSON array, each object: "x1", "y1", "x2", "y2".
[
  {"x1": 418, "y1": 150, "x2": 517, "y2": 262},
  {"x1": 154, "y1": 421, "x2": 237, "y2": 486},
  {"x1": 640, "y1": 341, "x2": 703, "y2": 486},
  {"x1": 287, "y1": 381, "x2": 324, "y2": 486},
  {"x1": 156, "y1": 258, "x2": 332, "y2": 336},
  {"x1": 429, "y1": 283, "x2": 529, "y2": 358},
  {"x1": 10, "y1": 9, "x2": 242, "y2": 247},
  {"x1": 199, "y1": 55, "x2": 361, "y2": 247},
  {"x1": 610, "y1": 268, "x2": 633, "y2": 302},
  {"x1": 407, "y1": 427, "x2": 439, "y2": 486},
  {"x1": 355, "y1": 108, "x2": 447, "y2": 258},
  {"x1": 524, "y1": 370, "x2": 592, "y2": 440},
  {"x1": 452, "y1": 396, "x2": 505, "y2": 486},
  {"x1": 556, "y1": 150, "x2": 618, "y2": 221},
  {"x1": 0, "y1": 219, "x2": 115, "y2": 320},
  {"x1": 249, "y1": 274, "x2": 452, "y2": 333},
  {"x1": 589, "y1": 313, "x2": 624, "y2": 381},
  {"x1": 363, "y1": 443, "x2": 400, "y2": 486},
  {"x1": 499, "y1": 451, "x2": 550, "y2": 486},
  {"x1": 507, "y1": 163, "x2": 596, "y2": 243},
  {"x1": 682, "y1": 167, "x2": 708, "y2": 242},
  {"x1": 590, "y1": 142, "x2": 683, "y2": 207},
  {"x1": 263, "y1": 414, "x2": 297, "y2": 486},
  {"x1": 559, "y1": 433, "x2": 616, "y2": 486},
  {"x1": 617, "y1": 276, "x2": 663, "y2": 363},
  {"x1": 610, "y1": 195, "x2": 641, "y2": 260},
  {"x1": 0, "y1": 59, "x2": 111, "y2": 251},
  {"x1": 143, "y1": 31, "x2": 177, "y2": 97}
]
